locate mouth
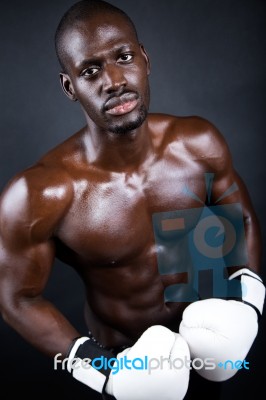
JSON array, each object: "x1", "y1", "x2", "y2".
[{"x1": 104, "y1": 92, "x2": 139, "y2": 116}]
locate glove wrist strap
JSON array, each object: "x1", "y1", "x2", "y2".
[{"x1": 228, "y1": 267, "x2": 265, "y2": 319}]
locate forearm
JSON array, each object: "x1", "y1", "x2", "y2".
[
  {"x1": 243, "y1": 212, "x2": 262, "y2": 273},
  {"x1": 1, "y1": 296, "x2": 80, "y2": 358},
  {"x1": 236, "y1": 173, "x2": 262, "y2": 273},
  {"x1": 213, "y1": 169, "x2": 262, "y2": 276}
]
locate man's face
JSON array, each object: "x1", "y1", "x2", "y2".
[{"x1": 61, "y1": 13, "x2": 150, "y2": 135}]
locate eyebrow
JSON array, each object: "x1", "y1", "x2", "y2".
[
  {"x1": 76, "y1": 58, "x2": 101, "y2": 70},
  {"x1": 75, "y1": 44, "x2": 134, "y2": 70}
]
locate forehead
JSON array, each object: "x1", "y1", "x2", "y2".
[{"x1": 63, "y1": 13, "x2": 138, "y2": 65}]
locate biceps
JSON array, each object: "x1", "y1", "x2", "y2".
[
  {"x1": 0, "y1": 239, "x2": 55, "y2": 301},
  {"x1": 210, "y1": 169, "x2": 259, "y2": 239},
  {"x1": 232, "y1": 172, "x2": 258, "y2": 219},
  {"x1": 210, "y1": 167, "x2": 243, "y2": 205}
]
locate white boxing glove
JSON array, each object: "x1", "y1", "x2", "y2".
[
  {"x1": 179, "y1": 268, "x2": 265, "y2": 382},
  {"x1": 67, "y1": 325, "x2": 190, "y2": 400}
]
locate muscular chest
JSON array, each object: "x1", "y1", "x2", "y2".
[{"x1": 56, "y1": 161, "x2": 206, "y2": 264}]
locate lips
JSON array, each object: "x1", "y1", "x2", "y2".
[{"x1": 104, "y1": 92, "x2": 138, "y2": 116}]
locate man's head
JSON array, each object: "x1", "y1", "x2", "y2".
[
  {"x1": 55, "y1": 0, "x2": 139, "y2": 74},
  {"x1": 55, "y1": 0, "x2": 150, "y2": 135}
]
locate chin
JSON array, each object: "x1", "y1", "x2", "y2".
[{"x1": 108, "y1": 105, "x2": 148, "y2": 135}]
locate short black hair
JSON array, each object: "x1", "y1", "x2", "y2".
[{"x1": 55, "y1": 0, "x2": 139, "y2": 73}]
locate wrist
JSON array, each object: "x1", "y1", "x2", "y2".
[
  {"x1": 67, "y1": 336, "x2": 116, "y2": 395},
  {"x1": 228, "y1": 267, "x2": 265, "y2": 319}
]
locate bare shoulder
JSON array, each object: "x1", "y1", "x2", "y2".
[
  {"x1": 148, "y1": 113, "x2": 232, "y2": 172},
  {"x1": 0, "y1": 139, "x2": 77, "y2": 242}
]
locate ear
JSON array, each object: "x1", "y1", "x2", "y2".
[
  {"x1": 139, "y1": 44, "x2": 151, "y2": 75},
  {"x1": 59, "y1": 73, "x2": 77, "y2": 101}
]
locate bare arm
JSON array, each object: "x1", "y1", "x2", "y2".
[
  {"x1": 191, "y1": 116, "x2": 262, "y2": 273},
  {"x1": 207, "y1": 122, "x2": 262, "y2": 273},
  {"x1": 0, "y1": 169, "x2": 79, "y2": 357},
  {"x1": 230, "y1": 171, "x2": 262, "y2": 270}
]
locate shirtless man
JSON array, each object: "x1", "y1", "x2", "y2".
[{"x1": 0, "y1": 1, "x2": 264, "y2": 399}]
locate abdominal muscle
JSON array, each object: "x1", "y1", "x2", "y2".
[{"x1": 82, "y1": 255, "x2": 189, "y2": 349}]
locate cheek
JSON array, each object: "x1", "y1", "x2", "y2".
[
  {"x1": 126, "y1": 67, "x2": 149, "y2": 95},
  {"x1": 76, "y1": 84, "x2": 101, "y2": 111},
  {"x1": 137, "y1": 73, "x2": 150, "y2": 103}
]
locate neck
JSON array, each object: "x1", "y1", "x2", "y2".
[{"x1": 83, "y1": 119, "x2": 153, "y2": 171}]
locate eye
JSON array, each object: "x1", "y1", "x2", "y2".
[
  {"x1": 81, "y1": 66, "x2": 100, "y2": 77},
  {"x1": 118, "y1": 54, "x2": 133, "y2": 63}
]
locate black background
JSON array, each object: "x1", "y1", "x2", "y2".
[{"x1": 0, "y1": 0, "x2": 265, "y2": 398}]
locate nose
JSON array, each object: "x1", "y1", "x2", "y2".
[{"x1": 102, "y1": 63, "x2": 127, "y2": 93}]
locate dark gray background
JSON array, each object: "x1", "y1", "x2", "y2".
[{"x1": 0, "y1": 0, "x2": 265, "y2": 398}]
